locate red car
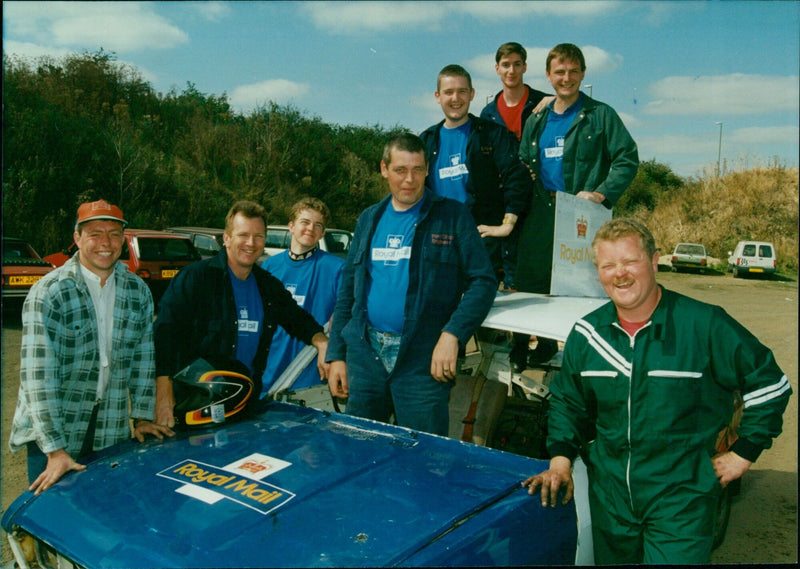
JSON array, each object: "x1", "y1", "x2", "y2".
[
  {"x1": 44, "y1": 229, "x2": 200, "y2": 302},
  {"x1": 2, "y1": 237, "x2": 55, "y2": 301}
]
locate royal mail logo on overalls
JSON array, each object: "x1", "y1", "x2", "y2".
[
  {"x1": 550, "y1": 192, "x2": 612, "y2": 297},
  {"x1": 157, "y1": 453, "x2": 295, "y2": 514}
]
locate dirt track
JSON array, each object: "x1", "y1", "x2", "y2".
[{"x1": 1, "y1": 270, "x2": 797, "y2": 565}]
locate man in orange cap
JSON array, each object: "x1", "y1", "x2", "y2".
[{"x1": 9, "y1": 199, "x2": 173, "y2": 494}]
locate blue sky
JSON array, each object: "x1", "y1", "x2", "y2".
[{"x1": 4, "y1": 1, "x2": 799, "y2": 177}]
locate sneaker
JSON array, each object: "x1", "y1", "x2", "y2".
[{"x1": 509, "y1": 342, "x2": 529, "y2": 373}]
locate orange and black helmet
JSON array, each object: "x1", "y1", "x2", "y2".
[{"x1": 172, "y1": 358, "x2": 253, "y2": 428}]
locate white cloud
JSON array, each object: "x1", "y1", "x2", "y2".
[
  {"x1": 644, "y1": 74, "x2": 800, "y2": 115},
  {"x1": 228, "y1": 79, "x2": 311, "y2": 112},
  {"x1": 188, "y1": 1, "x2": 232, "y2": 22},
  {"x1": 301, "y1": 2, "x2": 447, "y2": 33},
  {"x1": 3, "y1": 1, "x2": 188, "y2": 51},
  {"x1": 2, "y1": 40, "x2": 74, "y2": 62},
  {"x1": 727, "y1": 125, "x2": 800, "y2": 145},
  {"x1": 466, "y1": 45, "x2": 621, "y2": 82},
  {"x1": 302, "y1": 1, "x2": 624, "y2": 33}
]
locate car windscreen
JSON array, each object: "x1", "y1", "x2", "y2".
[
  {"x1": 676, "y1": 244, "x2": 705, "y2": 255},
  {"x1": 324, "y1": 232, "x2": 351, "y2": 254},
  {"x1": 136, "y1": 238, "x2": 200, "y2": 261},
  {"x1": 3, "y1": 241, "x2": 38, "y2": 261}
]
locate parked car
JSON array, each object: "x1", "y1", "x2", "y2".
[
  {"x1": 44, "y1": 229, "x2": 201, "y2": 302},
  {"x1": 166, "y1": 227, "x2": 225, "y2": 259},
  {"x1": 2, "y1": 237, "x2": 54, "y2": 301},
  {"x1": 727, "y1": 240, "x2": 777, "y2": 278},
  {"x1": 264, "y1": 225, "x2": 352, "y2": 258},
  {"x1": 670, "y1": 242, "x2": 708, "y2": 273}
]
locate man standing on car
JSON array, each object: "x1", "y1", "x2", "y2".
[
  {"x1": 511, "y1": 43, "x2": 639, "y2": 371},
  {"x1": 9, "y1": 199, "x2": 174, "y2": 494},
  {"x1": 326, "y1": 132, "x2": 497, "y2": 436},
  {"x1": 260, "y1": 197, "x2": 344, "y2": 397},
  {"x1": 419, "y1": 64, "x2": 532, "y2": 289},
  {"x1": 154, "y1": 200, "x2": 330, "y2": 426},
  {"x1": 523, "y1": 218, "x2": 791, "y2": 564}
]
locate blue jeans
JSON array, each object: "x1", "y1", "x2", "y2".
[{"x1": 345, "y1": 327, "x2": 451, "y2": 436}]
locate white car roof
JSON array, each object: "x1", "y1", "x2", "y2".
[{"x1": 482, "y1": 292, "x2": 609, "y2": 342}]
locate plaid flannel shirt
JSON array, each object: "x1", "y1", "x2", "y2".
[{"x1": 9, "y1": 254, "x2": 156, "y2": 457}]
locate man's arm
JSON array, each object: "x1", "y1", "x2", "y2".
[
  {"x1": 590, "y1": 106, "x2": 639, "y2": 206},
  {"x1": 440, "y1": 207, "x2": 498, "y2": 347},
  {"x1": 29, "y1": 449, "x2": 86, "y2": 495}
]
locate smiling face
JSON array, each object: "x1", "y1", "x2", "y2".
[
  {"x1": 224, "y1": 212, "x2": 266, "y2": 279},
  {"x1": 289, "y1": 208, "x2": 326, "y2": 254},
  {"x1": 74, "y1": 220, "x2": 125, "y2": 283},
  {"x1": 381, "y1": 149, "x2": 427, "y2": 211},
  {"x1": 435, "y1": 74, "x2": 475, "y2": 128},
  {"x1": 496, "y1": 52, "x2": 527, "y2": 90},
  {"x1": 546, "y1": 57, "x2": 585, "y2": 106},
  {"x1": 595, "y1": 234, "x2": 661, "y2": 322}
]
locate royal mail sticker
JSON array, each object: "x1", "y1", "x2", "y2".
[{"x1": 158, "y1": 454, "x2": 294, "y2": 515}]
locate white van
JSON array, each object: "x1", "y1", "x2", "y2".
[{"x1": 727, "y1": 241, "x2": 777, "y2": 277}]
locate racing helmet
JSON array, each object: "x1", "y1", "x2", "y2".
[{"x1": 172, "y1": 357, "x2": 254, "y2": 428}]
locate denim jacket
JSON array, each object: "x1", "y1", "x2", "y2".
[{"x1": 327, "y1": 192, "x2": 497, "y2": 376}]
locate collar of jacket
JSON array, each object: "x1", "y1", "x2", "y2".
[
  {"x1": 595, "y1": 284, "x2": 673, "y2": 344},
  {"x1": 372, "y1": 189, "x2": 443, "y2": 223},
  {"x1": 60, "y1": 252, "x2": 127, "y2": 290}
]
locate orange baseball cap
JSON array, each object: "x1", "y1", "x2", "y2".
[{"x1": 76, "y1": 199, "x2": 127, "y2": 227}]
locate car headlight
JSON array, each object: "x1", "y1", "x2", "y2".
[{"x1": 7, "y1": 527, "x2": 85, "y2": 569}]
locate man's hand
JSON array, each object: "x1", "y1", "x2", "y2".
[
  {"x1": 312, "y1": 332, "x2": 331, "y2": 380},
  {"x1": 328, "y1": 360, "x2": 349, "y2": 398},
  {"x1": 522, "y1": 455, "x2": 574, "y2": 507},
  {"x1": 29, "y1": 449, "x2": 85, "y2": 495},
  {"x1": 431, "y1": 331, "x2": 459, "y2": 382},
  {"x1": 532, "y1": 95, "x2": 555, "y2": 114},
  {"x1": 133, "y1": 420, "x2": 175, "y2": 442},
  {"x1": 576, "y1": 190, "x2": 606, "y2": 205},
  {"x1": 155, "y1": 375, "x2": 175, "y2": 428},
  {"x1": 477, "y1": 223, "x2": 513, "y2": 238},
  {"x1": 712, "y1": 451, "x2": 752, "y2": 488}
]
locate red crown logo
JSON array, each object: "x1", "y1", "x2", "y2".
[{"x1": 576, "y1": 215, "x2": 588, "y2": 238}]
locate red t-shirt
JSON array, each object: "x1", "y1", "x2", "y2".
[
  {"x1": 618, "y1": 317, "x2": 649, "y2": 337},
  {"x1": 497, "y1": 87, "x2": 529, "y2": 140}
]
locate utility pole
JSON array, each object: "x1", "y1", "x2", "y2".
[{"x1": 715, "y1": 122, "x2": 723, "y2": 178}]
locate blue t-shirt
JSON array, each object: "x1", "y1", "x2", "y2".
[
  {"x1": 428, "y1": 121, "x2": 470, "y2": 203},
  {"x1": 539, "y1": 95, "x2": 582, "y2": 194},
  {"x1": 366, "y1": 197, "x2": 424, "y2": 333},
  {"x1": 228, "y1": 267, "x2": 264, "y2": 378},
  {"x1": 259, "y1": 250, "x2": 344, "y2": 395}
]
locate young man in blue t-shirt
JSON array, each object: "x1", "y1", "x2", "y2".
[
  {"x1": 419, "y1": 64, "x2": 533, "y2": 289},
  {"x1": 260, "y1": 198, "x2": 344, "y2": 397}
]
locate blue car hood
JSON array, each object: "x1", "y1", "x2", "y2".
[{"x1": 3, "y1": 403, "x2": 576, "y2": 567}]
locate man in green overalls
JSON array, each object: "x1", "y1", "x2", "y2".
[{"x1": 523, "y1": 218, "x2": 791, "y2": 564}]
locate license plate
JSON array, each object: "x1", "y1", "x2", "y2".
[
  {"x1": 161, "y1": 269, "x2": 179, "y2": 278},
  {"x1": 9, "y1": 275, "x2": 42, "y2": 286},
  {"x1": 750, "y1": 268, "x2": 763, "y2": 273}
]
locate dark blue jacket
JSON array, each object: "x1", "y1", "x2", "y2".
[
  {"x1": 419, "y1": 114, "x2": 533, "y2": 227},
  {"x1": 480, "y1": 83, "x2": 549, "y2": 134},
  {"x1": 327, "y1": 192, "x2": 497, "y2": 376},
  {"x1": 154, "y1": 249, "x2": 323, "y2": 397}
]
